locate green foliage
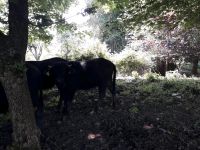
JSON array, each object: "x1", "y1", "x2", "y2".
[
  {"x1": 95, "y1": 0, "x2": 200, "y2": 30},
  {"x1": 0, "y1": 0, "x2": 8, "y2": 33},
  {"x1": 136, "y1": 78, "x2": 200, "y2": 97},
  {"x1": 30, "y1": 0, "x2": 71, "y2": 12},
  {"x1": 28, "y1": 0, "x2": 75, "y2": 42},
  {"x1": 61, "y1": 33, "x2": 111, "y2": 61},
  {"x1": 116, "y1": 55, "x2": 145, "y2": 75},
  {"x1": 87, "y1": 6, "x2": 127, "y2": 53},
  {"x1": 2, "y1": 75, "x2": 200, "y2": 149},
  {"x1": 129, "y1": 106, "x2": 139, "y2": 113},
  {"x1": 68, "y1": 50, "x2": 97, "y2": 61},
  {"x1": 65, "y1": 46, "x2": 110, "y2": 61},
  {"x1": 96, "y1": 77, "x2": 200, "y2": 149},
  {"x1": 29, "y1": 28, "x2": 53, "y2": 43},
  {"x1": 66, "y1": 51, "x2": 106, "y2": 60},
  {"x1": 114, "y1": 50, "x2": 152, "y2": 76},
  {"x1": 131, "y1": 71, "x2": 139, "y2": 79},
  {"x1": 0, "y1": 0, "x2": 74, "y2": 43},
  {"x1": 143, "y1": 72, "x2": 160, "y2": 82},
  {"x1": 138, "y1": 81, "x2": 163, "y2": 95}
]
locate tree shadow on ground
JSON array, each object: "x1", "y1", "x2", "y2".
[{"x1": 1, "y1": 79, "x2": 200, "y2": 150}]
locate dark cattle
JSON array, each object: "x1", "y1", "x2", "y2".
[
  {"x1": 0, "y1": 58, "x2": 67, "y2": 128},
  {"x1": 0, "y1": 83, "x2": 8, "y2": 114},
  {"x1": 49, "y1": 58, "x2": 116, "y2": 116},
  {"x1": 26, "y1": 57, "x2": 67, "y2": 89},
  {"x1": 0, "y1": 64, "x2": 43, "y2": 129},
  {"x1": 27, "y1": 57, "x2": 67, "y2": 110},
  {"x1": 26, "y1": 63, "x2": 43, "y2": 128}
]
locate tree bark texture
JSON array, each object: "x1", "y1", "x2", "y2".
[
  {"x1": 192, "y1": 57, "x2": 198, "y2": 75},
  {"x1": 0, "y1": 0, "x2": 41, "y2": 149},
  {"x1": 155, "y1": 57, "x2": 167, "y2": 76},
  {"x1": 2, "y1": 70, "x2": 41, "y2": 149},
  {"x1": 9, "y1": 0, "x2": 28, "y2": 59}
]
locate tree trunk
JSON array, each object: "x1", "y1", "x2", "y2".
[
  {"x1": 156, "y1": 57, "x2": 167, "y2": 76},
  {"x1": 0, "y1": 0, "x2": 41, "y2": 149},
  {"x1": 191, "y1": 57, "x2": 198, "y2": 76},
  {"x1": 1, "y1": 70, "x2": 41, "y2": 149}
]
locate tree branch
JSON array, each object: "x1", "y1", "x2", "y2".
[
  {"x1": 8, "y1": 0, "x2": 28, "y2": 60},
  {"x1": 0, "y1": 17, "x2": 8, "y2": 24}
]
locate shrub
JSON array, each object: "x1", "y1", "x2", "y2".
[
  {"x1": 143, "y1": 72, "x2": 160, "y2": 82},
  {"x1": 64, "y1": 39, "x2": 110, "y2": 61},
  {"x1": 131, "y1": 71, "x2": 139, "y2": 79},
  {"x1": 116, "y1": 55, "x2": 142, "y2": 75},
  {"x1": 114, "y1": 50, "x2": 152, "y2": 76}
]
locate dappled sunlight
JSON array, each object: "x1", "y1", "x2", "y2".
[
  {"x1": 24, "y1": 0, "x2": 200, "y2": 80},
  {"x1": 2, "y1": 0, "x2": 200, "y2": 149},
  {"x1": 143, "y1": 124, "x2": 154, "y2": 130},
  {"x1": 63, "y1": 0, "x2": 90, "y2": 25},
  {"x1": 87, "y1": 133, "x2": 102, "y2": 140}
]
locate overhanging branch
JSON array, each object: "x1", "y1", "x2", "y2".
[{"x1": 0, "y1": 17, "x2": 8, "y2": 24}]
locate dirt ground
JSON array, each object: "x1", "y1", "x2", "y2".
[{"x1": 1, "y1": 79, "x2": 200, "y2": 150}]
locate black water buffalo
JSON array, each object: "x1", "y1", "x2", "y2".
[
  {"x1": 0, "y1": 83, "x2": 8, "y2": 114},
  {"x1": 0, "y1": 63, "x2": 43, "y2": 128},
  {"x1": 0, "y1": 57, "x2": 68, "y2": 128},
  {"x1": 26, "y1": 57, "x2": 67, "y2": 89},
  {"x1": 49, "y1": 58, "x2": 116, "y2": 116},
  {"x1": 27, "y1": 57, "x2": 68, "y2": 110},
  {"x1": 26, "y1": 63, "x2": 43, "y2": 128}
]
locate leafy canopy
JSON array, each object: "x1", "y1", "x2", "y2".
[
  {"x1": 88, "y1": 7, "x2": 127, "y2": 53},
  {"x1": 0, "y1": 0, "x2": 74, "y2": 43},
  {"x1": 94, "y1": 0, "x2": 200, "y2": 30}
]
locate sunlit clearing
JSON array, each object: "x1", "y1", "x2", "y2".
[
  {"x1": 63, "y1": 0, "x2": 90, "y2": 24},
  {"x1": 26, "y1": 0, "x2": 93, "y2": 60}
]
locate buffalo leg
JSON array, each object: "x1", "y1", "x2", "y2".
[
  {"x1": 62, "y1": 90, "x2": 75, "y2": 120},
  {"x1": 99, "y1": 86, "x2": 106, "y2": 100},
  {"x1": 96, "y1": 86, "x2": 107, "y2": 111},
  {"x1": 36, "y1": 90, "x2": 44, "y2": 129},
  {"x1": 108, "y1": 83, "x2": 116, "y2": 108},
  {"x1": 56, "y1": 93, "x2": 63, "y2": 112}
]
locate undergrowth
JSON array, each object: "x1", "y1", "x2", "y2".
[{"x1": 1, "y1": 78, "x2": 200, "y2": 150}]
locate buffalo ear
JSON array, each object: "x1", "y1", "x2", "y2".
[{"x1": 46, "y1": 65, "x2": 53, "y2": 76}]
